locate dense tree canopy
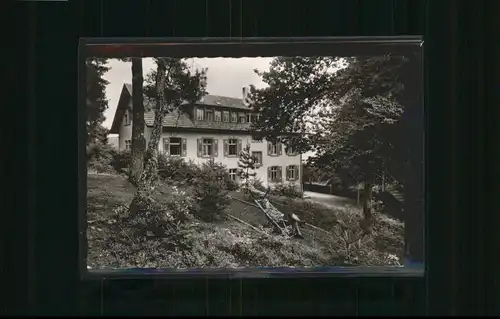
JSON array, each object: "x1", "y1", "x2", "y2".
[
  {"x1": 129, "y1": 57, "x2": 208, "y2": 217},
  {"x1": 249, "y1": 55, "x2": 411, "y2": 188},
  {"x1": 140, "y1": 58, "x2": 207, "y2": 185},
  {"x1": 86, "y1": 58, "x2": 110, "y2": 145}
]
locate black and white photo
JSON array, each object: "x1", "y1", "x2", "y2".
[{"x1": 84, "y1": 45, "x2": 422, "y2": 271}]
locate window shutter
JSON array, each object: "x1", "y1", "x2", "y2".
[
  {"x1": 182, "y1": 138, "x2": 187, "y2": 156},
  {"x1": 277, "y1": 166, "x2": 282, "y2": 182},
  {"x1": 237, "y1": 139, "x2": 242, "y2": 155},
  {"x1": 267, "y1": 141, "x2": 272, "y2": 156},
  {"x1": 267, "y1": 167, "x2": 271, "y2": 182},
  {"x1": 163, "y1": 138, "x2": 170, "y2": 156},
  {"x1": 223, "y1": 139, "x2": 228, "y2": 157},
  {"x1": 214, "y1": 139, "x2": 219, "y2": 157},
  {"x1": 197, "y1": 139, "x2": 202, "y2": 157},
  {"x1": 278, "y1": 142, "x2": 283, "y2": 155},
  {"x1": 285, "y1": 166, "x2": 290, "y2": 181}
]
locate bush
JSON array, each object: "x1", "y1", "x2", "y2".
[
  {"x1": 157, "y1": 154, "x2": 200, "y2": 184},
  {"x1": 190, "y1": 161, "x2": 238, "y2": 222},
  {"x1": 250, "y1": 178, "x2": 267, "y2": 192},
  {"x1": 111, "y1": 150, "x2": 131, "y2": 173},
  {"x1": 270, "y1": 182, "x2": 302, "y2": 198},
  {"x1": 87, "y1": 142, "x2": 116, "y2": 173}
]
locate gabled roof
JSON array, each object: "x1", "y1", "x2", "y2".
[
  {"x1": 109, "y1": 83, "x2": 255, "y2": 134},
  {"x1": 125, "y1": 83, "x2": 251, "y2": 110}
]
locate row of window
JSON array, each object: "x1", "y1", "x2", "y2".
[
  {"x1": 227, "y1": 165, "x2": 300, "y2": 183},
  {"x1": 123, "y1": 108, "x2": 261, "y2": 127},
  {"x1": 195, "y1": 137, "x2": 295, "y2": 158},
  {"x1": 123, "y1": 137, "x2": 297, "y2": 160},
  {"x1": 196, "y1": 108, "x2": 261, "y2": 124}
]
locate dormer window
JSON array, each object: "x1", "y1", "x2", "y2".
[
  {"x1": 196, "y1": 108, "x2": 204, "y2": 121},
  {"x1": 124, "y1": 110, "x2": 131, "y2": 126},
  {"x1": 239, "y1": 113, "x2": 246, "y2": 123},
  {"x1": 206, "y1": 109, "x2": 214, "y2": 121},
  {"x1": 215, "y1": 110, "x2": 221, "y2": 121}
]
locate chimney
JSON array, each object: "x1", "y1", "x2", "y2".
[{"x1": 242, "y1": 86, "x2": 251, "y2": 106}]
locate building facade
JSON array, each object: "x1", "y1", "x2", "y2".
[{"x1": 109, "y1": 84, "x2": 303, "y2": 190}]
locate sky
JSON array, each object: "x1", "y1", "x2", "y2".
[
  {"x1": 101, "y1": 57, "x2": 316, "y2": 160},
  {"x1": 102, "y1": 57, "x2": 273, "y2": 130}
]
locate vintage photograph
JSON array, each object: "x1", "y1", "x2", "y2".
[{"x1": 85, "y1": 54, "x2": 413, "y2": 270}]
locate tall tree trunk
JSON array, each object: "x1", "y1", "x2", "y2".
[
  {"x1": 129, "y1": 58, "x2": 146, "y2": 185},
  {"x1": 362, "y1": 180, "x2": 374, "y2": 220},
  {"x1": 129, "y1": 59, "x2": 168, "y2": 217},
  {"x1": 360, "y1": 180, "x2": 375, "y2": 233}
]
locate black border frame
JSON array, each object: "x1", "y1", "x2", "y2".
[{"x1": 79, "y1": 36, "x2": 424, "y2": 281}]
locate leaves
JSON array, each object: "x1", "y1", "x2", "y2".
[
  {"x1": 251, "y1": 55, "x2": 412, "y2": 188},
  {"x1": 144, "y1": 58, "x2": 208, "y2": 113},
  {"x1": 237, "y1": 143, "x2": 257, "y2": 184},
  {"x1": 86, "y1": 58, "x2": 110, "y2": 144}
]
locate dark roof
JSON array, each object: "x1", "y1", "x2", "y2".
[
  {"x1": 124, "y1": 83, "x2": 252, "y2": 110},
  {"x1": 110, "y1": 83, "x2": 255, "y2": 133}
]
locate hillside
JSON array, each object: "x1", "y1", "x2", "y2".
[{"x1": 86, "y1": 174, "x2": 404, "y2": 269}]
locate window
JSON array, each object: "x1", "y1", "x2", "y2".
[
  {"x1": 231, "y1": 112, "x2": 237, "y2": 123},
  {"x1": 197, "y1": 138, "x2": 218, "y2": 157},
  {"x1": 124, "y1": 110, "x2": 131, "y2": 125},
  {"x1": 229, "y1": 168, "x2": 238, "y2": 182},
  {"x1": 286, "y1": 165, "x2": 299, "y2": 181},
  {"x1": 286, "y1": 145, "x2": 297, "y2": 156},
  {"x1": 239, "y1": 113, "x2": 246, "y2": 123},
  {"x1": 228, "y1": 138, "x2": 239, "y2": 156},
  {"x1": 215, "y1": 111, "x2": 222, "y2": 121},
  {"x1": 202, "y1": 138, "x2": 213, "y2": 156},
  {"x1": 223, "y1": 111, "x2": 230, "y2": 122},
  {"x1": 252, "y1": 151, "x2": 262, "y2": 166},
  {"x1": 206, "y1": 109, "x2": 214, "y2": 121},
  {"x1": 196, "y1": 108, "x2": 204, "y2": 121},
  {"x1": 268, "y1": 141, "x2": 281, "y2": 156},
  {"x1": 268, "y1": 166, "x2": 282, "y2": 183},
  {"x1": 246, "y1": 114, "x2": 252, "y2": 123},
  {"x1": 125, "y1": 140, "x2": 131, "y2": 150},
  {"x1": 163, "y1": 137, "x2": 185, "y2": 156},
  {"x1": 224, "y1": 138, "x2": 241, "y2": 157},
  {"x1": 256, "y1": 113, "x2": 262, "y2": 122}
]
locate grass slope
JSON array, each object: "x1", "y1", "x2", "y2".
[{"x1": 86, "y1": 174, "x2": 404, "y2": 269}]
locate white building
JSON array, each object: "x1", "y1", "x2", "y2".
[{"x1": 109, "y1": 84, "x2": 303, "y2": 191}]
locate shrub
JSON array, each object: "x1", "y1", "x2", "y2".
[
  {"x1": 157, "y1": 154, "x2": 200, "y2": 183},
  {"x1": 111, "y1": 150, "x2": 131, "y2": 173},
  {"x1": 87, "y1": 142, "x2": 116, "y2": 173},
  {"x1": 270, "y1": 182, "x2": 302, "y2": 198},
  {"x1": 250, "y1": 178, "x2": 267, "y2": 192},
  {"x1": 190, "y1": 161, "x2": 237, "y2": 221}
]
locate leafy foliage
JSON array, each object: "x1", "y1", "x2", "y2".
[
  {"x1": 111, "y1": 150, "x2": 131, "y2": 173},
  {"x1": 86, "y1": 174, "x2": 403, "y2": 269},
  {"x1": 86, "y1": 58, "x2": 110, "y2": 145},
  {"x1": 191, "y1": 161, "x2": 238, "y2": 222},
  {"x1": 308, "y1": 56, "x2": 409, "y2": 188},
  {"x1": 87, "y1": 139, "x2": 116, "y2": 174},
  {"x1": 134, "y1": 58, "x2": 208, "y2": 191},
  {"x1": 237, "y1": 143, "x2": 257, "y2": 187},
  {"x1": 269, "y1": 182, "x2": 302, "y2": 199},
  {"x1": 144, "y1": 58, "x2": 208, "y2": 111},
  {"x1": 250, "y1": 55, "x2": 410, "y2": 189},
  {"x1": 157, "y1": 154, "x2": 200, "y2": 184}
]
